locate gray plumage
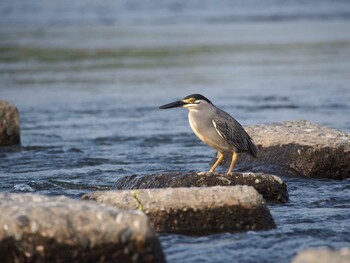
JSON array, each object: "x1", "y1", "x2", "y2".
[{"x1": 212, "y1": 108, "x2": 258, "y2": 157}]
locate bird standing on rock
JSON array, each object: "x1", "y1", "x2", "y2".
[{"x1": 159, "y1": 94, "x2": 258, "y2": 174}]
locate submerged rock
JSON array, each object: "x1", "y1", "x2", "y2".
[
  {"x1": 292, "y1": 247, "x2": 350, "y2": 263},
  {"x1": 0, "y1": 193, "x2": 165, "y2": 263},
  {"x1": 82, "y1": 186, "x2": 276, "y2": 235},
  {"x1": 240, "y1": 120, "x2": 350, "y2": 180},
  {"x1": 0, "y1": 100, "x2": 20, "y2": 146},
  {"x1": 113, "y1": 172, "x2": 288, "y2": 204}
]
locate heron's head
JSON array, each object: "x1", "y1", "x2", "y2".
[{"x1": 159, "y1": 94, "x2": 213, "y2": 110}]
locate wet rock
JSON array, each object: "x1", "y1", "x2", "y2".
[
  {"x1": 0, "y1": 193, "x2": 165, "y2": 263},
  {"x1": 292, "y1": 247, "x2": 350, "y2": 263},
  {"x1": 82, "y1": 186, "x2": 276, "y2": 235},
  {"x1": 0, "y1": 100, "x2": 20, "y2": 146},
  {"x1": 240, "y1": 120, "x2": 350, "y2": 180},
  {"x1": 113, "y1": 172, "x2": 288, "y2": 204}
]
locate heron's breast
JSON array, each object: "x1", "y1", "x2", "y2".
[{"x1": 188, "y1": 112, "x2": 231, "y2": 152}]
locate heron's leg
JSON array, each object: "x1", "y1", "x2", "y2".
[
  {"x1": 209, "y1": 152, "x2": 224, "y2": 173},
  {"x1": 227, "y1": 152, "x2": 238, "y2": 174}
]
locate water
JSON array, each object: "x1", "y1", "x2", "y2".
[{"x1": 1, "y1": 1, "x2": 350, "y2": 262}]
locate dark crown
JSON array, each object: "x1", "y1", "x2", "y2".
[{"x1": 183, "y1": 94, "x2": 213, "y2": 104}]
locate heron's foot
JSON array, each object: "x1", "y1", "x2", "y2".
[{"x1": 209, "y1": 152, "x2": 225, "y2": 173}]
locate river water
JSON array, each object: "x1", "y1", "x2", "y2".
[{"x1": 1, "y1": 1, "x2": 350, "y2": 262}]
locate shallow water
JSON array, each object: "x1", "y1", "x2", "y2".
[{"x1": 1, "y1": 1, "x2": 350, "y2": 262}]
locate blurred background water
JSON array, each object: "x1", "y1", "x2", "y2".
[{"x1": 1, "y1": 1, "x2": 350, "y2": 262}]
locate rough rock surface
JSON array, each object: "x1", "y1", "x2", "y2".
[
  {"x1": 292, "y1": 247, "x2": 350, "y2": 263},
  {"x1": 0, "y1": 193, "x2": 165, "y2": 263},
  {"x1": 240, "y1": 120, "x2": 350, "y2": 180},
  {"x1": 113, "y1": 172, "x2": 288, "y2": 204},
  {"x1": 82, "y1": 186, "x2": 276, "y2": 235},
  {"x1": 0, "y1": 100, "x2": 20, "y2": 146}
]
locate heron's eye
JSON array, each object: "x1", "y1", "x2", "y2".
[{"x1": 189, "y1": 98, "x2": 196, "y2": 103}]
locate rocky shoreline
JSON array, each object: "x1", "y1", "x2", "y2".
[
  {"x1": 82, "y1": 186, "x2": 276, "y2": 234},
  {"x1": 0, "y1": 100, "x2": 20, "y2": 146},
  {"x1": 0, "y1": 193, "x2": 165, "y2": 263},
  {"x1": 241, "y1": 120, "x2": 350, "y2": 180},
  {"x1": 113, "y1": 171, "x2": 288, "y2": 204},
  {"x1": 292, "y1": 247, "x2": 350, "y2": 263},
  {"x1": 1, "y1": 103, "x2": 349, "y2": 262}
]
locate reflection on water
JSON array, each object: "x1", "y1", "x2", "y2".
[{"x1": 1, "y1": 1, "x2": 350, "y2": 262}]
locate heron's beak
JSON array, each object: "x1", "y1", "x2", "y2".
[{"x1": 159, "y1": 100, "x2": 186, "y2": 109}]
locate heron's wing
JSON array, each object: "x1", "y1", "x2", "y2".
[
  {"x1": 212, "y1": 112, "x2": 258, "y2": 157},
  {"x1": 212, "y1": 118, "x2": 246, "y2": 151}
]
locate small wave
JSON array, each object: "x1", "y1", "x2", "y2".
[
  {"x1": 93, "y1": 135, "x2": 138, "y2": 145},
  {"x1": 13, "y1": 184, "x2": 35, "y2": 192},
  {"x1": 67, "y1": 147, "x2": 84, "y2": 153},
  {"x1": 231, "y1": 104, "x2": 299, "y2": 111},
  {"x1": 207, "y1": 12, "x2": 350, "y2": 24}
]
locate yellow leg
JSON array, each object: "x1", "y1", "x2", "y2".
[
  {"x1": 227, "y1": 152, "x2": 238, "y2": 174},
  {"x1": 209, "y1": 152, "x2": 225, "y2": 173}
]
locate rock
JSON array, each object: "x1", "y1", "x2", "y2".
[
  {"x1": 240, "y1": 120, "x2": 350, "y2": 180},
  {"x1": 0, "y1": 193, "x2": 165, "y2": 263},
  {"x1": 82, "y1": 186, "x2": 276, "y2": 235},
  {"x1": 113, "y1": 172, "x2": 288, "y2": 204},
  {"x1": 0, "y1": 100, "x2": 20, "y2": 146},
  {"x1": 292, "y1": 247, "x2": 350, "y2": 263}
]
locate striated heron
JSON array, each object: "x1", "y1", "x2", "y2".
[{"x1": 159, "y1": 94, "x2": 258, "y2": 174}]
